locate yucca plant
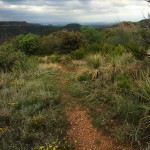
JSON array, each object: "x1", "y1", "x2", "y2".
[
  {"x1": 85, "y1": 53, "x2": 106, "y2": 79},
  {"x1": 85, "y1": 53, "x2": 133, "y2": 79},
  {"x1": 107, "y1": 53, "x2": 135, "y2": 74}
]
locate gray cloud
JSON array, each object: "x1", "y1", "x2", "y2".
[{"x1": 0, "y1": 0, "x2": 149, "y2": 23}]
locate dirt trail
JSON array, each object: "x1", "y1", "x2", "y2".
[
  {"x1": 39, "y1": 61, "x2": 132, "y2": 150},
  {"x1": 66, "y1": 105, "x2": 118, "y2": 150},
  {"x1": 57, "y1": 71, "x2": 132, "y2": 150}
]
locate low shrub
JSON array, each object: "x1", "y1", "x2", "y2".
[
  {"x1": 80, "y1": 26, "x2": 106, "y2": 43},
  {"x1": 71, "y1": 47, "x2": 85, "y2": 60},
  {"x1": 85, "y1": 43, "x2": 101, "y2": 53},
  {"x1": 128, "y1": 38, "x2": 147, "y2": 60},
  {"x1": 112, "y1": 45, "x2": 126, "y2": 56}
]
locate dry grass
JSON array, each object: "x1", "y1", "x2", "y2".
[
  {"x1": 72, "y1": 60, "x2": 86, "y2": 66},
  {"x1": 148, "y1": 49, "x2": 150, "y2": 55},
  {"x1": 39, "y1": 63, "x2": 63, "y2": 70}
]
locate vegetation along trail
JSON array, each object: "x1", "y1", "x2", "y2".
[{"x1": 55, "y1": 65, "x2": 132, "y2": 150}]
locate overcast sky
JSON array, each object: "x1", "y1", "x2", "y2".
[{"x1": 0, "y1": 0, "x2": 149, "y2": 24}]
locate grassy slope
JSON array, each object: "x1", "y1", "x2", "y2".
[{"x1": 0, "y1": 58, "x2": 72, "y2": 150}]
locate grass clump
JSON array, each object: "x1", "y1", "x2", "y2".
[{"x1": 47, "y1": 55, "x2": 61, "y2": 64}]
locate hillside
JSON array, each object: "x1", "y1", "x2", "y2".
[{"x1": 61, "y1": 23, "x2": 81, "y2": 31}]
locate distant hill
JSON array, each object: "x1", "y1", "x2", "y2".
[
  {"x1": 61, "y1": 23, "x2": 81, "y2": 31},
  {"x1": 0, "y1": 21, "x2": 34, "y2": 26},
  {"x1": 0, "y1": 21, "x2": 57, "y2": 43},
  {"x1": 81, "y1": 22, "x2": 114, "y2": 28},
  {"x1": 0, "y1": 19, "x2": 149, "y2": 43},
  {"x1": 0, "y1": 22, "x2": 83, "y2": 43},
  {"x1": 103, "y1": 19, "x2": 149, "y2": 32},
  {"x1": 103, "y1": 21, "x2": 138, "y2": 32}
]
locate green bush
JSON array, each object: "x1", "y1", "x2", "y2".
[
  {"x1": 53, "y1": 30, "x2": 85, "y2": 54},
  {"x1": 100, "y1": 43, "x2": 114, "y2": 54},
  {"x1": 40, "y1": 35, "x2": 62, "y2": 55},
  {"x1": 0, "y1": 43, "x2": 26, "y2": 71},
  {"x1": 84, "y1": 43, "x2": 101, "y2": 54},
  {"x1": 14, "y1": 33, "x2": 40, "y2": 55},
  {"x1": 71, "y1": 48, "x2": 85, "y2": 60},
  {"x1": 108, "y1": 30, "x2": 131, "y2": 46},
  {"x1": 128, "y1": 35, "x2": 147, "y2": 60},
  {"x1": 99, "y1": 44, "x2": 126, "y2": 56},
  {"x1": 112, "y1": 45, "x2": 126, "y2": 56},
  {"x1": 81, "y1": 26, "x2": 106, "y2": 44},
  {"x1": 40, "y1": 30, "x2": 85, "y2": 55}
]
